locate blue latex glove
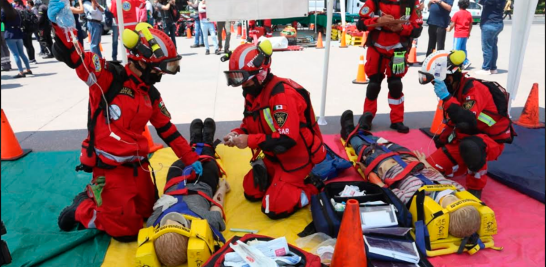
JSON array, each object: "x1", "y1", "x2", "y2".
[
  {"x1": 433, "y1": 79, "x2": 450, "y2": 100},
  {"x1": 47, "y1": 0, "x2": 65, "y2": 24},
  {"x1": 191, "y1": 161, "x2": 203, "y2": 176}
]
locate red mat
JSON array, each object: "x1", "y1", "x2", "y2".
[{"x1": 322, "y1": 130, "x2": 546, "y2": 267}]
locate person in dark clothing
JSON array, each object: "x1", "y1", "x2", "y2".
[
  {"x1": 13, "y1": 0, "x2": 37, "y2": 63},
  {"x1": 475, "y1": 0, "x2": 506, "y2": 75},
  {"x1": 155, "y1": 0, "x2": 177, "y2": 48},
  {"x1": 1, "y1": 0, "x2": 32, "y2": 78},
  {"x1": 34, "y1": 0, "x2": 54, "y2": 58},
  {"x1": 28, "y1": 0, "x2": 46, "y2": 56},
  {"x1": 426, "y1": 0, "x2": 453, "y2": 57}
]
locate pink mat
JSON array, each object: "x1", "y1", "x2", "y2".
[{"x1": 322, "y1": 130, "x2": 546, "y2": 267}]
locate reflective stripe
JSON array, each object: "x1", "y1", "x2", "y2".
[
  {"x1": 88, "y1": 209, "x2": 97, "y2": 228},
  {"x1": 238, "y1": 46, "x2": 257, "y2": 69},
  {"x1": 264, "y1": 195, "x2": 270, "y2": 214},
  {"x1": 125, "y1": 22, "x2": 138, "y2": 26},
  {"x1": 263, "y1": 108, "x2": 276, "y2": 132},
  {"x1": 86, "y1": 73, "x2": 97, "y2": 86},
  {"x1": 374, "y1": 42, "x2": 403, "y2": 51},
  {"x1": 469, "y1": 169, "x2": 487, "y2": 179},
  {"x1": 95, "y1": 148, "x2": 145, "y2": 163},
  {"x1": 388, "y1": 96, "x2": 404, "y2": 105},
  {"x1": 478, "y1": 112, "x2": 496, "y2": 126}
]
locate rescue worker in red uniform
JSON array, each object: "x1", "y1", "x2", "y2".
[
  {"x1": 356, "y1": 0, "x2": 424, "y2": 133},
  {"x1": 48, "y1": 0, "x2": 202, "y2": 242},
  {"x1": 222, "y1": 40, "x2": 326, "y2": 219},
  {"x1": 419, "y1": 50, "x2": 516, "y2": 199}
]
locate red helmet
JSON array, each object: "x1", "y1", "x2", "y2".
[
  {"x1": 225, "y1": 40, "x2": 273, "y2": 87},
  {"x1": 122, "y1": 23, "x2": 181, "y2": 74}
]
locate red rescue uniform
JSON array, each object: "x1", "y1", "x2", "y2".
[
  {"x1": 53, "y1": 25, "x2": 198, "y2": 237},
  {"x1": 358, "y1": 0, "x2": 422, "y2": 123},
  {"x1": 426, "y1": 75, "x2": 514, "y2": 190},
  {"x1": 232, "y1": 75, "x2": 326, "y2": 219}
]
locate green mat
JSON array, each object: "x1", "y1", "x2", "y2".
[{"x1": 1, "y1": 151, "x2": 111, "y2": 267}]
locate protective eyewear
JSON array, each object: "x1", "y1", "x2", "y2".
[
  {"x1": 224, "y1": 70, "x2": 259, "y2": 87},
  {"x1": 418, "y1": 70, "x2": 435, "y2": 85},
  {"x1": 156, "y1": 55, "x2": 182, "y2": 74}
]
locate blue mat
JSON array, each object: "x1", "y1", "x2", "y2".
[{"x1": 488, "y1": 124, "x2": 545, "y2": 203}]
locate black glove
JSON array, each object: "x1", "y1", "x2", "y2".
[
  {"x1": 251, "y1": 158, "x2": 268, "y2": 192},
  {"x1": 356, "y1": 17, "x2": 367, "y2": 32},
  {"x1": 53, "y1": 36, "x2": 82, "y2": 69}
]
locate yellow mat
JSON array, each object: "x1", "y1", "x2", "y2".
[{"x1": 102, "y1": 145, "x2": 313, "y2": 266}]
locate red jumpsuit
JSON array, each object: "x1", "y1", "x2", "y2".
[
  {"x1": 426, "y1": 76, "x2": 513, "y2": 190},
  {"x1": 53, "y1": 25, "x2": 198, "y2": 237},
  {"x1": 358, "y1": 0, "x2": 422, "y2": 123},
  {"x1": 231, "y1": 75, "x2": 326, "y2": 219}
]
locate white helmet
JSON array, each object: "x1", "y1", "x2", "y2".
[{"x1": 418, "y1": 50, "x2": 466, "y2": 85}]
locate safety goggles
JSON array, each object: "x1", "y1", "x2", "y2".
[
  {"x1": 224, "y1": 70, "x2": 259, "y2": 87},
  {"x1": 418, "y1": 70, "x2": 435, "y2": 85},
  {"x1": 155, "y1": 55, "x2": 182, "y2": 74}
]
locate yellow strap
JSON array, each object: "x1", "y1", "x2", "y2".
[
  {"x1": 263, "y1": 108, "x2": 276, "y2": 133},
  {"x1": 478, "y1": 112, "x2": 496, "y2": 126}
]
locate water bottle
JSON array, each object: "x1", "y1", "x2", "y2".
[{"x1": 56, "y1": 0, "x2": 76, "y2": 40}]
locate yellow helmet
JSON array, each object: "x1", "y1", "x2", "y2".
[{"x1": 418, "y1": 50, "x2": 466, "y2": 84}]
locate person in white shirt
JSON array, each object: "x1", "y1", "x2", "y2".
[{"x1": 83, "y1": 0, "x2": 104, "y2": 57}]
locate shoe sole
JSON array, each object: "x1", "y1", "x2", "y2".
[
  {"x1": 359, "y1": 113, "x2": 374, "y2": 131},
  {"x1": 190, "y1": 119, "x2": 204, "y2": 144},
  {"x1": 340, "y1": 110, "x2": 354, "y2": 139},
  {"x1": 203, "y1": 118, "x2": 216, "y2": 144}
]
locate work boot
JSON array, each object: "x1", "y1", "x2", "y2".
[
  {"x1": 58, "y1": 191, "x2": 88, "y2": 231},
  {"x1": 390, "y1": 122, "x2": 410, "y2": 134},
  {"x1": 467, "y1": 189, "x2": 482, "y2": 200},
  {"x1": 340, "y1": 110, "x2": 355, "y2": 141},
  {"x1": 358, "y1": 112, "x2": 374, "y2": 131},
  {"x1": 203, "y1": 118, "x2": 216, "y2": 145},
  {"x1": 190, "y1": 118, "x2": 204, "y2": 145}
]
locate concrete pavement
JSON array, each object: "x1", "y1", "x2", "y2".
[{"x1": 1, "y1": 22, "x2": 544, "y2": 151}]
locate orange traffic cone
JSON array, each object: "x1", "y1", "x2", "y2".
[
  {"x1": 186, "y1": 27, "x2": 192, "y2": 38},
  {"x1": 1, "y1": 109, "x2": 31, "y2": 161},
  {"x1": 420, "y1": 100, "x2": 446, "y2": 138},
  {"x1": 316, "y1": 32, "x2": 324, "y2": 49},
  {"x1": 408, "y1": 39, "x2": 418, "y2": 65},
  {"x1": 514, "y1": 83, "x2": 545, "y2": 128},
  {"x1": 352, "y1": 55, "x2": 368, "y2": 84},
  {"x1": 222, "y1": 28, "x2": 226, "y2": 41},
  {"x1": 143, "y1": 126, "x2": 163, "y2": 153},
  {"x1": 99, "y1": 43, "x2": 103, "y2": 52},
  {"x1": 339, "y1": 28, "x2": 348, "y2": 48},
  {"x1": 237, "y1": 25, "x2": 242, "y2": 38},
  {"x1": 87, "y1": 32, "x2": 91, "y2": 43},
  {"x1": 241, "y1": 25, "x2": 247, "y2": 41},
  {"x1": 230, "y1": 23, "x2": 235, "y2": 33},
  {"x1": 330, "y1": 199, "x2": 367, "y2": 267}
]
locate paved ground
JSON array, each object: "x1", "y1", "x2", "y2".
[{"x1": 1, "y1": 19, "x2": 544, "y2": 151}]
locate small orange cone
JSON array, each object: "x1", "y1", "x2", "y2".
[
  {"x1": 230, "y1": 23, "x2": 235, "y2": 33},
  {"x1": 1, "y1": 109, "x2": 31, "y2": 161},
  {"x1": 241, "y1": 25, "x2": 247, "y2": 41},
  {"x1": 310, "y1": 23, "x2": 315, "y2": 31},
  {"x1": 514, "y1": 83, "x2": 545, "y2": 128},
  {"x1": 330, "y1": 199, "x2": 367, "y2": 267},
  {"x1": 339, "y1": 28, "x2": 348, "y2": 48},
  {"x1": 408, "y1": 39, "x2": 418, "y2": 65},
  {"x1": 316, "y1": 32, "x2": 324, "y2": 49},
  {"x1": 143, "y1": 126, "x2": 163, "y2": 153},
  {"x1": 237, "y1": 25, "x2": 242, "y2": 38},
  {"x1": 222, "y1": 28, "x2": 226, "y2": 40},
  {"x1": 87, "y1": 32, "x2": 91, "y2": 43},
  {"x1": 352, "y1": 55, "x2": 368, "y2": 84},
  {"x1": 186, "y1": 27, "x2": 192, "y2": 38},
  {"x1": 420, "y1": 100, "x2": 446, "y2": 137},
  {"x1": 99, "y1": 43, "x2": 103, "y2": 52}
]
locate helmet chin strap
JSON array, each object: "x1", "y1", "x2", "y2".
[{"x1": 130, "y1": 59, "x2": 162, "y2": 86}]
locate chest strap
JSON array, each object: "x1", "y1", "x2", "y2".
[{"x1": 166, "y1": 188, "x2": 226, "y2": 221}]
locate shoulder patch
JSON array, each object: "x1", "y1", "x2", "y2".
[
  {"x1": 159, "y1": 101, "x2": 171, "y2": 118},
  {"x1": 270, "y1": 83, "x2": 285, "y2": 97},
  {"x1": 119, "y1": 87, "x2": 135, "y2": 98},
  {"x1": 360, "y1": 6, "x2": 370, "y2": 16},
  {"x1": 273, "y1": 112, "x2": 288, "y2": 128},
  {"x1": 92, "y1": 54, "x2": 101, "y2": 72},
  {"x1": 462, "y1": 100, "x2": 475, "y2": 110}
]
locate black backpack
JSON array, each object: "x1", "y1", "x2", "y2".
[
  {"x1": 104, "y1": 8, "x2": 114, "y2": 28},
  {"x1": 19, "y1": 9, "x2": 38, "y2": 33}
]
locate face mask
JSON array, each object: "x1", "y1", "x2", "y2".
[
  {"x1": 135, "y1": 61, "x2": 163, "y2": 86},
  {"x1": 242, "y1": 77, "x2": 263, "y2": 97}
]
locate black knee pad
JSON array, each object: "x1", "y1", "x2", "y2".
[
  {"x1": 459, "y1": 136, "x2": 487, "y2": 172},
  {"x1": 366, "y1": 75, "x2": 383, "y2": 100},
  {"x1": 387, "y1": 77, "x2": 403, "y2": 99}
]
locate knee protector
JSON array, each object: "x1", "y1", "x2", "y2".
[
  {"x1": 387, "y1": 77, "x2": 403, "y2": 99},
  {"x1": 366, "y1": 75, "x2": 383, "y2": 101},
  {"x1": 459, "y1": 136, "x2": 487, "y2": 172}
]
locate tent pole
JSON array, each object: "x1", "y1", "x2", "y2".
[
  {"x1": 115, "y1": 0, "x2": 127, "y2": 64},
  {"x1": 318, "y1": 0, "x2": 335, "y2": 125}
]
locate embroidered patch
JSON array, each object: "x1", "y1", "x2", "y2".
[
  {"x1": 108, "y1": 104, "x2": 121, "y2": 121},
  {"x1": 360, "y1": 6, "x2": 370, "y2": 16},
  {"x1": 274, "y1": 112, "x2": 288, "y2": 128},
  {"x1": 122, "y1": 1, "x2": 131, "y2": 11},
  {"x1": 119, "y1": 87, "x2": 135, "y2": 98},
  {"x1": 159, "y1": 101, "x2": 171, "y2": 118},
  {"x1": 462, "y1": 100, "x2": 476, "y2": 110},
  {"x1": 274, "y1": 105, "x2": 284, "y2": 111},
  {"x1": 92, "y1": 54, "x2": 101, "y2": 72}
]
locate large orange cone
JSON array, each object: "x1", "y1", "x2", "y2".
[
  {"x1": 230, "y1": 23, "x2": 235, "y2": 33},
  {"x1": 316, "y1": 32, "x2": 324, "y2": 49},
  {"x1": 186, "y1": 27, "x2": 192, "y2": 38},
  {"x1": 237, "y1": 25, "x2": 242, "y2": 38},
  {"x1": 514, "y1": 83, "x2": 545, "y2": 128},
  {"x1": 330, "y1": 199, "x2": 367, "y2": 267},
  {"x1": 339, "y1": 28, "x2": 348, "y2": 48},
  {"x1": 143, "y1": 126, "x2": 163, "y2": 153},
  {"x1": 420, "y1": 100, "x2": 446, "y2": 138},
  {"x1": 1, "y1": 109, "x2": 31, "y2": 161},
  {"x1": 352, "y1": 55, "x2": 368, "y2": 84},
  {"x1": 408, "y1": 39, "x2": 418, "y2": 65}
]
